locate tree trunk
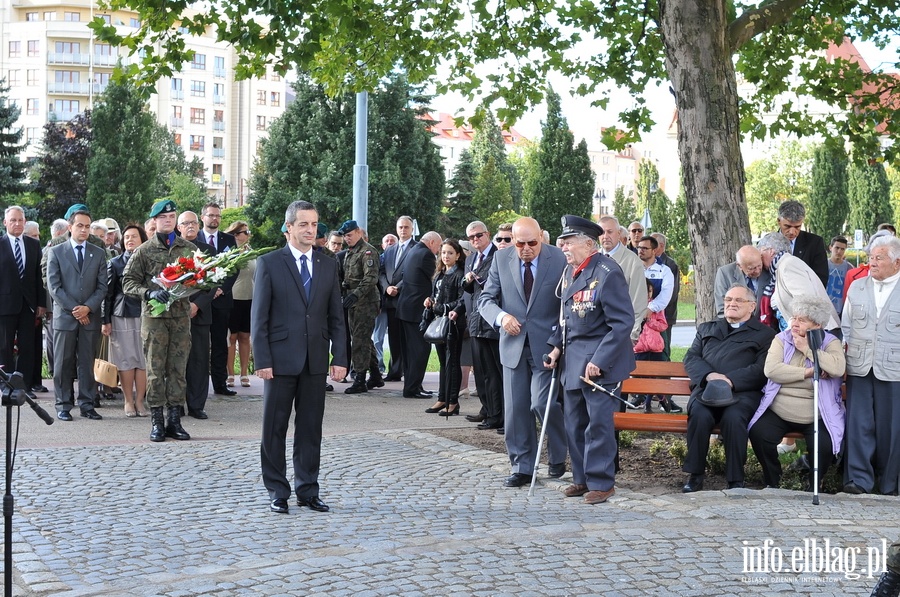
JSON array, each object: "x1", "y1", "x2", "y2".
[{"x1": 660, "y1": 0, "x2": 752, "y2": 323}]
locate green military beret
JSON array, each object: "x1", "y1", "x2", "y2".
[
  {"x1": 64, "y1": 203, "x2": 89, "y2": 220},
  {"x1": 281, "y1": 222, "x2": 288, "y2": 234},
  {"x1": 149, "y1": 199, "x2": 177, "y2": 218},
  {"x1": 337, "y1": 220, "x2": 359, "y2": 235},
  {"x1": 317, "y1": 222, "x2": 328, "y2": 239}
]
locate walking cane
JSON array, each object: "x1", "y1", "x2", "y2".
[
  {"x1": 806, "y1": 327, "x2": 825, "y2": 506},
  {"x1": 529, "y1": 354, "x2": 560, "y2": 497}
]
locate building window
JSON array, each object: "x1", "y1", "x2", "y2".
[
  {"x1": 55, "y1": 42, "x2": 80, "y2": 54},
  {"x1": 172, "y1": 106, "x2": 182, "y2": 118},
  {"x1": 64, "y1": 11, "x2": 80, "y2": 21},
  {"x1": 173, "y1": 133, "x2": 181, "y2": 145},
  {"x1": 213, "y1": 110, "x2": 224, "y2": 130},
  {"x1": 99, "y1": 14, "x2": 111, "y2": 24},
  {"x1": 26, "y1": 12, "x2": 39, "y2": 21},
  {"x1": 7, "y1": 70, "x2": 19, "y2": 86},
  {"x1": 171, "y1": 106, "x2": 182, "y2": 128},
  {"x1": 271, "y1": 72, "x2": 281, "y2": 82},
  {"x1": 191, "y1": 53, "x2": 206, "y2": 70},
  {"x1": 190, "y1": 108, "x2": 205, "y2": 125},
  {"x1": 26, "y1": 128, "x2": 40, "y2": 144},
  {"x1": 43, "y1": 11, "x2": 55, "y2": 20},
  {"x1": 256, "y1": 116, "x2": 266, "y2": 130},
  {"x1": 190, "y1": 81, "x2": 205, "y2": 97},
  {"x1": 214, "y1": 56, "x2": 225, "y2": 77},
  {"x1": 189, "y1": 135, "x2": 205, "y2": 151},
  {"x1": 177, "y1": 26, "x2": 189, "y2": 35},
  {"x1": 172, "y1": 78, "x2": 183, "y2": 91},
  {"x1": 95, "y1": 43, "x2": 114, "y2": 57},
  {"x1": 8, "y1": 42, "x2": 20, "y2": 58},
  {"x1": 27, "y1": 41, "x2": 39, "y2": 57},
  {"x1": 257, "y1": 90, "x2": 266, "y2": 105},
  {"x1": 94, "y1": 72, "x2": 111, "y2": 87},
  {"x1": 211, "y1": 164, "x2": 223, "y2": 184},
  {"x1": 270, "y1": 92, "x2": 280, "y2": 107},
  {"x1": 54, "y1": 99, "x2": 79, "y2": 114},
  {"x1": 130, "y1": 18, "x2": 141, "y2": 27},
  {"x1": 55, "y1": 71, "x2": 79, "y2": 83},
  {"x1": 26, "y1": 99, "x2": 39, "y2": 115}
]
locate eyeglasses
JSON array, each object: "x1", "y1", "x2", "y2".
[
  {"x1": 637, "y1": 246, "x2": 653, "y2": 251},
  {"x1": 467, "y1": 231, "x2": 486, "y2": 241},
  {"x1": 630, "y1": 228, "x2": 644, "y2": 233},
  {"x1": 515, "y1": 240, "x2": 539, "y2": 248},
  {"x1": 495, "y1": 236, "x2": 512, "y2": 243},
  {"x1": 723, "y1": 297, "x2": 754, "y2": 304},
  {"x1": 235, "y1": 230, "x2": 251, "y2": 236}
]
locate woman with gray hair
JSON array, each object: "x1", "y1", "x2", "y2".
[{"x1": 748, "y1": 294, "x2": 846, "y2": 489}]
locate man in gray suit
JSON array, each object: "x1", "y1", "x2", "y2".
[
  {"x1": 714, "y1": 245, "x2": 770, "y2": 317},
  {"x1": 253, "y1": 200, "x2": 348, "y2": 514},
  {"x1": 46, "y1": 209, "x2": 108, "y2": 421},
  {"x1": 478, "y1": 217, "x2": 569, "y2": 487},
  {"x1": 598, "y1": 216, "x2": 647, "y2": 343},
  {"x1": 379, "y1": 215, "x2": 417, "y2": 381}
]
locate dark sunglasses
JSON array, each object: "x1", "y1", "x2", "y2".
[
  {"x1": 494, "y1": 236, "x2": 512, "y2": 243},
  {"x1": 467, "y1": 231, "x2": 486, "y2": 241},
  {"x1": 515, "y1": 240, "x2": 540, "y2": 248},
  {"x1": 630, "y1": 228, "x2": 644, "y2": 233}
]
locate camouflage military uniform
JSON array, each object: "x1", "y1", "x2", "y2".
[
  {"x1": 122, "y1": 234, "x2": 197, "y2": 408},
  {"x1": 343, "y1": 239, "x2": 380, "y2": 374}
]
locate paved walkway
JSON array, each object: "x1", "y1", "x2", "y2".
[{"x1": 2, "y1": 376, "x2": 896, "y2": 596}]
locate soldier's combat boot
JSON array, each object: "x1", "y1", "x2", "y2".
[
  {"x1": 165, "y1": 406, "x2": 191, "y2": 440},
  {"x1": 366, "y1": 368, "x2": 385, "y2": 389},
  {"x1": 345, "y1": 375, "x2": 368, "y2": 394},
  {"x1": 150, "y1": 407, "x2": 166, "y2": 442},
  {"x1": 872, "y1": 570, "x2": 900, "y2": 597}
]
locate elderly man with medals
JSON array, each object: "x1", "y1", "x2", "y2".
[{"x1": 546, "y1": 215, "x2": 635, "y2": 504}]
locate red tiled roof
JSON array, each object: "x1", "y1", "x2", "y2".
[{"x1": 421, "y1": 112, "x2": 528, "y2": 145}]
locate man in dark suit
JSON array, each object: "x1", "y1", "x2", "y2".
[
  {"x1": 200, "y1": 202, "x2": 238, "y2": 396},
  {"x1": 478, "y1": 217, "x2": 569, "y2": 488},
  {"x1": 547, "y1": 215, "x2": 635, "y2": 504},
  {"x1": 462, "y1": 220, "x2": 503, "y2": 430},
  {"x1": 177, "y1": 211, "x2": 217, "y2": 419},
  {"x1": 395, "y1": 230, "x2": 441, "y2": 398},
  {"x1": 682, "y1": 284, "x2": 776, "y2": 492},
  {"x1": 253, "y1": 200, "x2": 347, "y2": 515},
  {"x1": 0, "y1": 206, "x2": 46, "y2": 385},
  {"x1": 378, "y1": 215, "x2": 416, "y2": 381},
  {"x1": 777, "y1": 200, "x2": 829, "y2": 288},
  {"x1": 46, "y1": 209, "x2": 108, "y2": 421}
]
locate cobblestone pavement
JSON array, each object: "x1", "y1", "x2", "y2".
[{"x1": 4, "y1": 425, "x2": 897, "y2": 596}]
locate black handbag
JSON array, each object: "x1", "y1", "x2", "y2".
[{"x1": 423, "y1": 315, "x2": 450, "y2": 344}]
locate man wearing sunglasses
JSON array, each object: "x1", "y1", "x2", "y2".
[
  {"x1": 478, "y1": 217, "x2": 569, "y2": 488},
  {"x1": 627, "y1": 222, "x2": 644, "y2": 253},
  {"x1": 461, "y1": 221, "x2": 503, "y2": 430}
]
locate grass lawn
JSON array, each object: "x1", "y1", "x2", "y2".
[{"x1": 676, "y1": 301, "x2": 695, "y2": 321}]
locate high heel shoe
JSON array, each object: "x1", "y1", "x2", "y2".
[
  {"x1": 425, "y1": 402, "x2": 447, "y2": 413},
  {"x1": 439, "y1": 404, "x2": 460, "y2": 417},
  {"x1": 240, "y1": 376, "x2": 251, "y2": 387}
]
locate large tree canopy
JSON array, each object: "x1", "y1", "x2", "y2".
[{"x1": 93, "y1": 0, "x2": 900, "y2": 318}]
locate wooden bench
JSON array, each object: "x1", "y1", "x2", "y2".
[{"x1": 612, "y1": 361, "x2": 833, "y2": 439}]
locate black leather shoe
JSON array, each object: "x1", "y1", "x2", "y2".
[
  {"x1": 416, "y1": 388, "x2": 434, "y2": 396},
  {"x1": 496, "y1": 427, "x2": 505, "y2": 435},
  {"x1": 31, "y1": 385, "x2": 48, "y2": 393},
  {"x1": 188, "y1": 409, "x2": 208, "y2": 420},
  {"x1": 477, "y1": 422, "x2": 502, "y2": 430},
  {"x1": 297, "y1": 496, "x2": 330, "y2": 512},
  {"x1": 270, "y1": 498, "x2": 289, "y2": 514},
  {"x1": 843, "y1": 481, "x2": 867, "y2": 494},
  {"x1": 682, "y1": 474, "x2": 704, "y2": 493},
  {"x1": 548, "y1": 463, "x2": 566, "y2": 478},
  {"x1": 403, "y1": 391, "x2": 432, "y2": 399},
  {"x1": 504, "y1": 473, "x2": 533, "y2": 488},
  {"x1": 384, "y1": 375, "x2": 402, "y2": 382},
  {"x1": 214, "y1": 387, "x2": 237, "y2": 396},
  {"x1": 727, "y1": 481, "x2": 744, "y2": 489},
  {"x1": 81, "y1": 409, "x2": 103, "y2": 420},
  {"x1": 57, "y1": 411, "x2": 73, "y2": 422},
  {"x1": 325, "y1": 384, "x2": 334, "y2": 392},
  {"x1": 466, "y1": 414, "x2": 486, "y2": 423}
]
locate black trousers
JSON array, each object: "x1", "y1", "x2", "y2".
[
  {"x1": 209, "y1": 305, "x2": 231, "y2": 389},
  {"x1": 384, "y1": 308, "x2": 404, "y2": 380},
  {"x1": 436, "y1": 331, "x2": 462, "y2": 404},
  {"x1": 260, "y1": 361, "x2": 326, "y2": 501},
  {"x1": 683, "y1": 397, "x2": 758, "y2": 483},
  {"x1": 0, "y1": 308, "x2": 36, "y2": 383},
  {"x1": 400, "y1": 319, "x2": 430, "y2": 395},
  {"x1": 186, "y1": 322, "x2": 211, "y2": 412},
  {"x1": 472, "y1": 336, "x2": 503, "y2": 426},
  {"x1": 749, "y1": 408, "x2": 834, "y2": 489}
]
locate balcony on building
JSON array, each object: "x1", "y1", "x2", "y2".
[
  {"x1": 213, "y1": 94, "x2": 225, "y2": 105},
  {"x1": 171, "y1": 90, "x2": 185, "y2": 101},
  {"x1": 170, "y1": 117, "x2": 183, "y2": 128},
  {"x1": 47, "y1": 82, "x2": 90, "y2": 95},
  {"x1": 214, "y1": 68, "x2": 226, "y2": 78},
  {"x1": 212, "y1": 148, "x2": 225, "y2": 158},
  {"x1": 212, "y1": 121, "x2": 225, "y2": 131},
  {"x1": 48, "y1": 110, "x2": 81, "y2": 122}
]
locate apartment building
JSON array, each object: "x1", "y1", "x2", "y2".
[{"x1": 1, "y1": 0, "x2": 286, "y2": 206}]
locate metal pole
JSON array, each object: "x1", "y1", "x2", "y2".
[
  {"x1": 352, "y1": 91, "x2": 369, "y2": 231},
  {"x1": 529, "y1": 360, "x2": 559, "y2": 497}
]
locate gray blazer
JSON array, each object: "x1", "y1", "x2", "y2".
[
  {"x1": 478, "y1": 244, "x2": 566, "y2": 370},
  {"x1": 714, "y1": 261, "x2": 771, "y2": 318},
  {"x1": 46, "y1": 241, "x2": 108, "y2": 332}
]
